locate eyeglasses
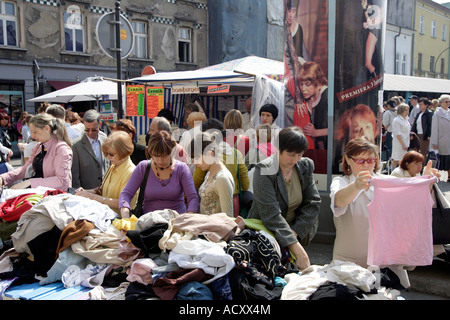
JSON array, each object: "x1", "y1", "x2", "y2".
[{"x1": 350, "y1": 157, "x2": 378, "y2": 165}]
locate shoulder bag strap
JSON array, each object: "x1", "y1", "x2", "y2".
[{"x1": 136, "y1": 160, "x2": 151, "y2": 207}]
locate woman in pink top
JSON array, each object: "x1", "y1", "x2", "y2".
[{"x1": 0, "y1": 113, "x2": 72, "y2": 191}]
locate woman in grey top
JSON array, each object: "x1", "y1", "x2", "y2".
[{"x1": 248, "y1": 126, "x2": 321, "y2": 271}]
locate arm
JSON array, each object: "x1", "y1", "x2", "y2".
[
  {"x1": 71, "y1": 145, "x2": 81, "y2": 189},
  {"x1": 290, "y1": 160, "x2": 321, "y2": 242},
  {"x1": 334, "y1": 171, "x2": 372, "y2": 208},
  {"x1": 180, "y1": 163, "x2": 199, "y2": 213},
  {"x1": 119, "y1": 162, "x2": 146, "y2": 218},
  {"x1": 215, "y1": 175, "x2": 234, "y2": 217}
]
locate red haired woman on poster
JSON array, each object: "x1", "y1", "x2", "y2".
[{"x1": 294, "y1": 61, "x2": 328, "y2": 150}]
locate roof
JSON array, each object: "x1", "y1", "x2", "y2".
[{"x1": 383, "y1": 74, "x2": 450, "y2": 93}]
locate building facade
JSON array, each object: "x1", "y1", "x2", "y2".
[
  {"x1": 0, "y1": 0, "x2": 208, "y2": 116},
  {"x1": 413, "y1": 0, "x2": 450, "y2": 78}
]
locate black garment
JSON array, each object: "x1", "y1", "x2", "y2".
[
  {"x1": 411, "y1": 108, "x2": 433, "y2": 141},
  {"x1": 309, "y1": 283, "x2": 362, "y2": 300},
  {"x1": 27, "y1": 225, "x2": 62, "y2": 277},
  {"x1": 32, "y1": 144, "x2": 47, "y2": 178},
  {"x1": 0, "y1": 253, "x2": 37, "y2": 285},
  {"x1": 130, "y1": 142, "x2": 147, "y2": 166},
  {"x1": 227, "y1": 268, "x2": 283, "y2": 301},
  {"x1": 126, "y1": 223, "x2": 168, "y2": 257},
  {"x1": 125, "y1": 281, "x2": 157, "y2": 300},
  {"x1": 226, "y1": 229, "x2": 288, "y2": 288}
]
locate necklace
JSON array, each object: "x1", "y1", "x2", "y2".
[
  {"x1": 281, "y1": 167, "x2": 293, "y2": 181},
  {"x1": 154, "y1": 160, "x2": 173, "y2": 187}
]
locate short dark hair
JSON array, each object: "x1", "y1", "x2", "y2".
[
  {"x1": 278, "y1": 126, "x2": 308, "y2": 154},
  {"x1": 259, "y1": 104, "x2": 279, "y2": 121},
  {"x1": 157, "y1": 108, "x2": 175, "y2": 122},
  {"x1": 189, "y1": 132, "x2": 216, "y2": 159},
  {"x1": 418, "y1": 97, "x2": 430, "y2": 106}
]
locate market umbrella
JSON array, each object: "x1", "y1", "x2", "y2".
[
  {"x1": 28, "y1": 76, "x2": 120, "y2": 107},
  {"x1": 199, "y1": 55, "x2": 284, "y2": 82}
]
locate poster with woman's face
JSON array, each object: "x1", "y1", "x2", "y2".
[
  {"x1": 284, "y1": 0, "x2": 329, "y2": 174},
  {"x1": 332, "y1": 0, "x2": 386, "y2": 174},
  {"x1": 284, "y1": 0, "x2": 386, "y2": 176}
]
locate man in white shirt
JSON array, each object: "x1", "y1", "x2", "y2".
[{"x1": 408, "y1": 95, "x2": 419, "y2": 125}]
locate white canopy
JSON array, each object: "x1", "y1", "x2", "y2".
[
  {"x1": 383, "y1": 74, "x2": 450, "y2": 93},
  {"x1": 28, "y1": 76, "x2": 120, "y2": 103},
  {"x1": 129, "y1": 70, "x2": 254, "y2": 87}
]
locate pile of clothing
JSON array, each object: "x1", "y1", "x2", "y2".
[{"x1": 0, "y1": 191, "x2": 404, "y2": 300}]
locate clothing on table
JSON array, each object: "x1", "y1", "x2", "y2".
[
  {"x1": 367, "y1": 175, "x2": 435, "y2": 267},
  {"x1": 197, "y1": 166, "x2": 234, "y2": 216},
  {"x1": 119, "y1": 160, "x2": 199, "y2": 215}
]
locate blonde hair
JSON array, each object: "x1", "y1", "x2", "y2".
[
  {"x1": 30, "y1": 113, "x2": 71, "y2": 147},
  {"x1": 397, "y1": 103, "x2": 409, "y2": 115},
  {"x1": 101, "y1": 130, "x2": 134, "y2": 159},
  {"x1": 224, "y1": 109, "x2": 243, "y2": 130},
  {"x1": 187, "y1": 111, "x2": 206, "y2": 128}
]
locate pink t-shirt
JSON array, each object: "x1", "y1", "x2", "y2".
[{"x1": 367, "y1": 175, "x2": 436, "y2": 267}]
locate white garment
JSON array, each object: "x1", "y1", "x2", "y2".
[
  {"x1": 281, "y1": 260, "x2": 377, "y2": 300},
  {"x1": 391, "y1": 115, "x2": 410, "y2": 161},
  {"x1": 63, "y1": 195, "x2": 118, "y2": 232},
  {"x1": 65, "y1": 123, "x2": 81, "y2": 142},
  {"x1": 409, "y1": 104, "x2": 420, "y2": 125},
  {"x1": 168, "y1": 238, "x2": 235, "y2": 284}
]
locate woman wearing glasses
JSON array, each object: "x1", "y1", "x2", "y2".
[
  {"x1": 75, "y1": 131, "x2": 136, "y2": 214},
  {"x1": 330, "y1": 137, "x2": 380, "y2": 267}
]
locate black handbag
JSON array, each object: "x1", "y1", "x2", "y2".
[
  {"x1": 130, "y1": 160, "x2": 151, "y2": 218},
  {"x1": 432, "y1": 184, "x2": 450, "y2": 244}
]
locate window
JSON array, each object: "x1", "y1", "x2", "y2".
[
  {"x1": 0, "y1": 1, "x2": 18, "y2": 46},
  {"x1": 64, "y1": 5, "x2": 84, "y2": 52},
  {"x1": 419, "y1": 16, "x2": 425, "y2": 34},
  {"x1": 178, "y1": 27, "x2": 192, "y2": 63},
  {"x1": 418, "y1": 53, "x2": 422, "y2": 71},
  {"x1": 402, "y1": 54, "x2": 407, "y2": 75},
  {"x1": 441, "y1": 58, "x2": 445, "y2": 75},
  {"x1": 395, "y1": 53, "x2": 400, "y2": 74},
  {"x1": 430, "y1": 56, "x2": 435, "y2": 73},
  {"x1": 132, "y1": 21, "x2": 147, "y2": 59},
  {"x1": 431, "y1": 20, "x2": 437, "y2": 38},
  {"x1": 443, "y1": 25, "x2": 447, "y2": 41}
]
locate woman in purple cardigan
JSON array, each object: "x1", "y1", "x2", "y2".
[
  {"x1": 0, "y1": 113, "x2": 73, "y2": 191},
  {"x1": 119, "y1": 130, "x2": 199, "y2": 219}
]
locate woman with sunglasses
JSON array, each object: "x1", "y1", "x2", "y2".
[
  {"x1": 330, "y1": 137, "x2": 380, "y2": 267},
  {"x1": 75, "y1": 131, "x2": 136, "y2": 214}
]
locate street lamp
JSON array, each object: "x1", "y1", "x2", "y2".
[{"x1": 434, "y1": 46, "x2": 450, "y2": 79}]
